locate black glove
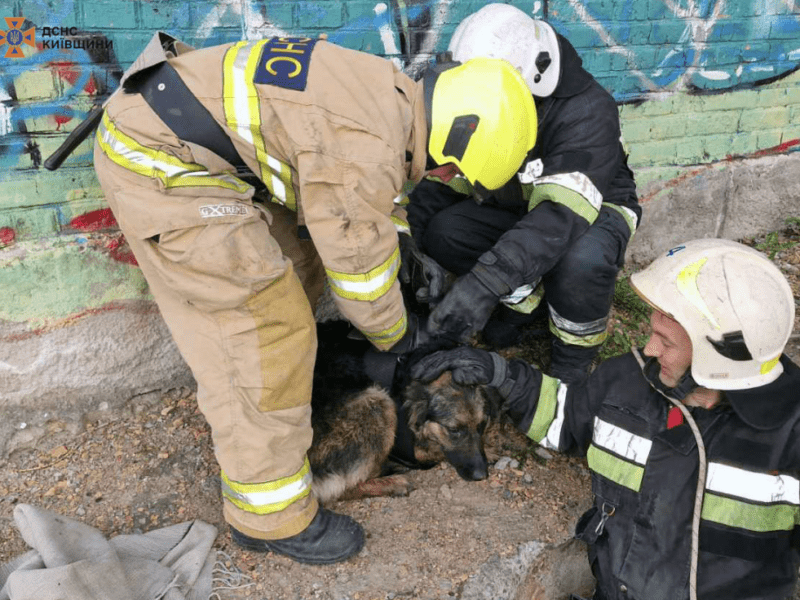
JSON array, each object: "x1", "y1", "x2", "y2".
[
  {"x1": 426, "y1": 272, "x2": 498, "y2": 343},
  {"x1": 411, "y1": 346, "x2": 510, "y2": 388},
  {"x1": 398, "y1": 233, "x2": 449, "y2": 304},
  {"x1": 390, "y1": 312, "x2": 431, "y2": 354},
  {"x1": 413, "y1": 346, "x2": 545, "y2": 432},
  {"x1": 427, "y1": 250, "x2": 522, "y2": 343}
]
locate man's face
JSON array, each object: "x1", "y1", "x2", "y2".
[
  {"x1": 425, "y1": 162, "x2": 461, "y2": 183},
  {"x1": 643, "y1": 311, "x2": 693, "y2": 388}
]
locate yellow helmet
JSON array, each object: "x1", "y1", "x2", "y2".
[{"x1": 423, "y1": 56, "x2": 537, "y2": 191}]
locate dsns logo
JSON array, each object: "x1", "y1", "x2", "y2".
[{"x1": 0, "y1": 17, "x2": 36, "y2": 59}]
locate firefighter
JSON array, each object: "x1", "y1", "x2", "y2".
[
  {"x1": 413, "y1": 238, "x2": 800, "y2": 600},
  {"x1": 407, "y1": 3, "x2": 641, "y2": 384},
  {"x1": 92, "y1": 32, "x2": 536, "y2": 564}
]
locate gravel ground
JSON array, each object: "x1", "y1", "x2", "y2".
[{"x1": 1, "y1": 223, "x2": 798, "y2": 599}]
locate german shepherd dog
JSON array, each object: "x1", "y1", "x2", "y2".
[{"x1": 308, "y1": 321, "x2": 499, "y2": 504}]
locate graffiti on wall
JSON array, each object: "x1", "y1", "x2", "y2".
[
  {"x1": 0, "y1": 0, "x2": 798, "y2": 231},
  {"x1": 0, "y1": 22, "x2": 120, "y2": 171}
]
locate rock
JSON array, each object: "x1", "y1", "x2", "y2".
[
  {"x1": 461, "y1": 541, "x2": 545, "y2": 600},
  {"x1": 513, "y1": 538, "x2": 595, "y2": 600},
  {"x1": 495, "y1": 457, "x2": 519, "y2": 471}
]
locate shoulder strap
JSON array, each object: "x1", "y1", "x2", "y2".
[{"x1": 133, "y1": 61, "x2": 248, "y2": 173}]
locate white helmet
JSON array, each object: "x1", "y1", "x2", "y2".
[
  {"x1": 448, "y1": 3, "x2": 561, "y2": 98},
  {"x1": 630, "y1": 239, "x2": 795, "y2": 390}
]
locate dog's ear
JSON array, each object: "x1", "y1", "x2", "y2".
[{"x1": 400, "y1": 381, "x2": 433, "y2": 432}]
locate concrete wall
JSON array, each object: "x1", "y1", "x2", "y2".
[{"x1": 1, "y1": 0, "x2": 799, "y2": 454}]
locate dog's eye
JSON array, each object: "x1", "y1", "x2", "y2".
[{"x1": 448, "y1": 427, "x2": 467, "y2": 440}]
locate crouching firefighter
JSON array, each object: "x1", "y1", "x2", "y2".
[
  {"x1": 412, "y1": 238, "x2": 800, "y2": 599},
  {"x1": 76, "y1": 31, "x2": 537, "y2": 563},
  {"x1": 407, "y1": 4, "x2": 641, "y2": 384}
]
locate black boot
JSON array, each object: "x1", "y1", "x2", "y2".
[
  {"x1": 481, "y1": 304, "x2": 546, "y2": 349},
  {"x1": 230, "y1": 508, "x2": 365, "y2": 564},
  {"x1": 549, "y1": 339, "x2": 600, "y2": 385}
]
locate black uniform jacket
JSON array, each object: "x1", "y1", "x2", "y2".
[{"x1": 502, "y1": 352, "x2": 800, "y2": 600}]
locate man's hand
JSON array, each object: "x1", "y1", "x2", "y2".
[
  {"x1": 411, "y1": 346, "x2": 511, "y2": 390},
  {"x1": 426, "y1": 272, "x2": 499, "y2": 342},
  {"x1": 398, "y1": 233, "x2": 450, "y2": 304},
  {"x1": 390, "y1": 312, "x2": 431, "y2": 354}
]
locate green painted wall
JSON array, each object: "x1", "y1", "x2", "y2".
[{"x1": 1, "y1": 0, "x2": 799, "y2": 329}]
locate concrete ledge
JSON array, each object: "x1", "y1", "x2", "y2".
[
  {"x1": 628, "y1": 153, "x2": 800, "y2": 264},
  {"x1": 0, "y1": 301, "x2": 193, "y2": 456}
]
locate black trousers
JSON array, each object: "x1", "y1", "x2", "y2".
[{"x1": 417, "y1": 198, "x2": 632, "y2": 373}]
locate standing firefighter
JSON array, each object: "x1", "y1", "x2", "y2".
[
  {"x1": 407, "y1": 3, "x2": 641, "y2": 384},
  {"x1": 413, "y1": 239, "x2": 800, "y2": 600},
  {"x1": 91, "y1": 32, "x2": 536, "y2": 563}
]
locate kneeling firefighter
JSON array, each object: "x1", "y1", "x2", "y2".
[
  {"x1": 74, "y1": 32, "x2": 537, "y2": 563},
  {"x1": 407, "y1": 3, "x2": 642, "y2": 384}
]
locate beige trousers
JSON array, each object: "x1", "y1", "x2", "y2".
[{"x1": 94, "y1": 146, "x2": 326, "y2": 539}]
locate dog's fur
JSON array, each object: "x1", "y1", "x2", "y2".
[{"x1": 308, "y1": 321, "x2": 499, "y2": 504}]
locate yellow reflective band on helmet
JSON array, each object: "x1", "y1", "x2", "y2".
[
  {"x1": 549, "y1": 321, "x2": 608, "y2": 348},
  {"x1": 677, "y1": 257, "x2": 721, "y2": 330},
  {"x1": 96, "y1": 113, "x2": 251, "y2": 193},
  {"x1": 220, "y1": 458, "x2": 313, "y2": 516},
  {"x1": 326, "y1": 247, "x2": 401, "y2": 302},
  {"x1": 224, "y1": 41, "x2": 297, "y2": 210},
  {"x1": 363, "y1": 310, "x2": 407, "y2": 347},
  {"x1": 761, "y1": 356, "x2": 781, "y2": 375},
  {"x1": 391, "y1": 215, "x2": 410, "y2": 235},
  {"x1": 528, "y1": 173, "x2": 602, "y2": 224}
]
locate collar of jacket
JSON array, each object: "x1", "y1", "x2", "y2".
[
  {"x1": 725, "y1": 355, "x2": 800, "y2": 430},
  {"x1": 119, "y1": 31, "x2": 194, "y2": 90},
  {"x1": 549, "y1": 34, "x2": 594, "y2": 99}
]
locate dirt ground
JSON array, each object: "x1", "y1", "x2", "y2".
[
  {"x1": 1, "y1": 224, "x2": 798, "y2": 599},
  {"x1": 0, "y1": 390, "x2": 593, "y2": 599}
]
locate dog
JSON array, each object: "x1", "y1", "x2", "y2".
[{"x1": 308, "y1": 320, "x2": 499, "y2": 504}]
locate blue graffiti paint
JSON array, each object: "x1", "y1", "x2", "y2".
[
  {"x1": 0, "y1": 43, "x2": 119, "y2": 171},
  {"x1": 2, "y1": 0, "x2": 800, "y2": 177},
  {"x1": 552, "y1": 0, "x2": 800, "y2": 101}
]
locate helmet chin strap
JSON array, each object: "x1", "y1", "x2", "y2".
[
  {"x1": 663, "y1": 369, "x2": 699, "y2": 401},
  {"x1": 638, "y1": 351, "x2": 699, "y2": 401}
]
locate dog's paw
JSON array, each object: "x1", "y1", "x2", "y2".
[{"x1": 341, "y1": 475, "x2": 415, "y2": 500}]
